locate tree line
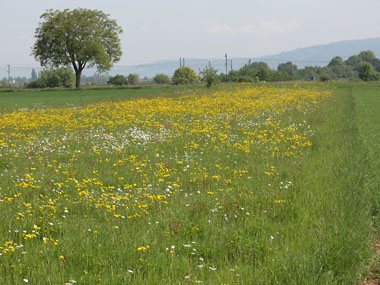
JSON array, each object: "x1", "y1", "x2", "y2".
[
  {"x1": 223, "y1": 50, "x2": 380, "y2": 83},
  {"x1": 12, "y1": 49, "x2": 380, "y2": 89}
]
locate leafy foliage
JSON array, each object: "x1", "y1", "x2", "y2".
[
  {"x1": 153, "y1": 73, "x2": 171, "y2": 84},
  {"x1": 319, "y1": 74, "x2": 331, "y2": 82},
  {"x1": 26, "y1": 67, "x2": 75, "y2": 88},
  {"x1": 172, "y1": 67, "x2": 199, "y2": 85},
  {"x1": 108, "y1": 75, "x2": 127, "y2": 86},
  {"x1": 225, "y1": 50, "x2": 380, "y2": 82},
  {"x1": 328, "y1": 56, "x2": 344, "y2": 67},
  {"x1": 199, "y1": 62, "x2": 219, "y2": 88},
  {"x1": 359, "y1": 62, "x2": 378, "y2": 81},
  {"x1": 277, "y1": 62, "x2": 298, "y2": 77},
  {"x1": 127, "y1": 74, "x2": 140, "y2": 85},
  {"x1": 32, "y1": 8, "x2": 123, "y2": 88}
]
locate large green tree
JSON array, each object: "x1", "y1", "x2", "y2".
[
  {"x1": 172, "y1": 67, "x2": 199, "y2": 85},
  {"x1": 153, "y1": 73, "x2": 170, "y2": 84},
  {"x1": 32, "y1": 8, "x2": 123, "y2": 88}
]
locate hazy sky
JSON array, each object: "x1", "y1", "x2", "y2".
[{"x1": 1, "y1": 0, "x2": 380, "y2": 69}]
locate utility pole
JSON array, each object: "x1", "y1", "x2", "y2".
[
  {"x1": 183, "y1": 58, "x2": 185, "y2": 67},
  {"x1": 6, "y1": 65, "x2": 10, "y2": 82},
  {"x1": 230, "y1": 59, "x2": 233, "y2": 72},
  {"x1": 225, "y1": 54, "x2": 228, "y2": 76},
  {"x1": 180, "y1": 57, "x2": 182, "y2": 67}
]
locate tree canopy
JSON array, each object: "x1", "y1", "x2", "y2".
[
  {"x1": 32, "y1": 8, "x2": 123, "y2": 88},
  {"x1": 153, "y1": 73, "x2": 170, "y2": 84},
  {"x1": 127, "y1": 74, "x2": 140, "y2": 85},
  {"x1": 200, "y1": 62, "x2": 219, "y2": 88},
  {"x1": 108, "y1": 75, "x2": 127, "y2": 86},
  {"x1": 172, "y1": 67, "x2": 199, "y2": 85}
]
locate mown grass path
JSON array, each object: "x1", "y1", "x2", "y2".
[{"x1": 353, "y1": 84, "x2": 380, "y2": 283}]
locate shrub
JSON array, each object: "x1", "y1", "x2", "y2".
[
  {"x1": 108, "y1": 75, "x2": 127, "y2": 85},
  {"x1": 320, "y1": 74, "x2": 331, "y2": 82},
  {"x1": 127, "y1": 74, "x2": 140, "y2": 85},
  {"x1": 26, "y1": 67, "x2": 75, "y2": 88},
  {"x1": 172, "y1": 67, "x2": 199, "y2": 85},
  {"x1": 231, "y1": 75, "x2": 252, "y2": 83},
  {"x1": 153, "y1": 73, "x2": 170, "y2": 84},
  {"x1": 200, "y1": 62, "x2": 219, "y2": 88},
  {"x1": 359, "y1": 62, "x2": 378, "y2": 81}
]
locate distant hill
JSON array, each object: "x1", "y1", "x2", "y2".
[
  {"x1": 94, "y1": 37, "x2": 380, "y2": 77},
  {"x1": 256, "y1": 37, "x2": 380, "y2": 69},
  {"x1": 6, "y1": 37, "x2": 380, "y2": 79}
]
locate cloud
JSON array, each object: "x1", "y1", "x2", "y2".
[{"x1": 202, "y1": 20, "x2": 298, "y2": 37}]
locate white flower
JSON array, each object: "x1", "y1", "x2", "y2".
[{"x1": 23, "y1": 279, "x2": 28, "y2": 283}]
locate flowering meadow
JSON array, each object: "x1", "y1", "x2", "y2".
[{"x1": 0, "y1": 85, "x2": 374, "y2": 283}]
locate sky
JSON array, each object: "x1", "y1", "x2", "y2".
[{"x1": 1, "y1": 0, "x2": 380, "y2": 72}]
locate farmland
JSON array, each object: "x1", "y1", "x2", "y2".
[{"x1": 0, "y1": 83, "x2": 377, "y2": 283}]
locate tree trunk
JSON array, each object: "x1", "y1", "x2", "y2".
[{"x1": 75, "y1": 70, "x2": 82, "y2": 88}]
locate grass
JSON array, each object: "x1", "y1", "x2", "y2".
[
  {"x1": 0, "y1": 83, "x2": 376, "y2": 283},
  {"x1": 0, "y1": 85, "x2": 200, "y2": 111},
  {"x1": 352, "y1": 84, "x2": 380, "y2": 282}
]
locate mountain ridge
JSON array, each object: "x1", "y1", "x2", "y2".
[
  {"x1": 6, "y1": 37, "x2": 380, "y2": 78},
  {"x1": 107, "y1": 37, "x2": 380, "y2": 77}
]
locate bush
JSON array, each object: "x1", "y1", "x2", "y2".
[
  {"x1": 153, "y1": 73, "x2": 170, "y2": 84},
  {"x1": 172, "y1": 67, "x2": 199, "y2": 85},
  {"x1": 231, "y1": 75, "x2": 252, "y2": 83},
  {"x1": 0, "y1": 79, "x2": 8, "y2": 88},
  {"x1": 26, "y1": 78, "x2": 46, "y2": 88},
  {"x1": 200, "y1": 62, "x2": 219, "y2": 88},
  {"x1": 319, "y1": 74, "x2": 331, "y2": 82},
  {"x1": 26, "y1": 67, "x2": 75, "y2": 88},
  {"x1": 108, "y1": 75, "x2": 127, "y2": 85},
  {"x1": 359, "y1": 62, "x2": 378, "y2": 81},
  {"x1": 127, "y1": 74, "x2": 140, "y2": 85}
]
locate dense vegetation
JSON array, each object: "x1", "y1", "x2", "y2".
[
  {"x1": 226, "y1": 50, "x2": 380, "y2": 82},
  {"x1": 26, "y1": 67, "x2": 75, "y2": 88},
  {"x1": 5, "y1": 50, "x2": 380, "y2": 89}
]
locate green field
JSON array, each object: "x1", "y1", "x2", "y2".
[
  {"x1": 0, "y1": 83, "x2": 380, "y2": 284},
  {"x1": 0, "y1": 86, "x2": 196, "y2": 111}
]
